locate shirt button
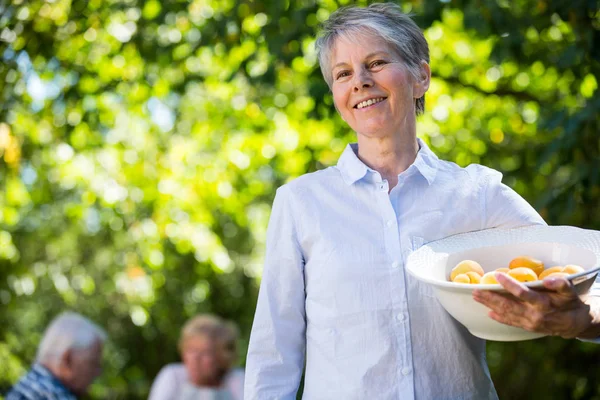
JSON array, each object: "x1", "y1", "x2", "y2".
[
  {"x1": 401, "y1": 367, "x2": 411, "y2": 376},
  {"x1": 392, "y1": 261, "x2": 400, "y2": 269},
  {"x1": 386, "y1": 219, "x2": 394, "y2": 227},
  {"x1": 396, "y1": 313, "x2": 405, "y2": 322}
]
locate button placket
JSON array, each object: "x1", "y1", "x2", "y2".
[{"x1": 382, "y1": 182, "x2": 415, "y2": 393}]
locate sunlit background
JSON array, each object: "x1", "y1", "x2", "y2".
[{"x1": 0, "y1": 0, "x2": 599, "y2": 398}]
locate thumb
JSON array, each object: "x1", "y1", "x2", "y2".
[{"x1": 543, "y1": 277, "x2": 574, "y2": 294}]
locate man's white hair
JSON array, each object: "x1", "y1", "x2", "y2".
[{"x1": 36, "y1": 312, "x2": 107, "y2": 366}]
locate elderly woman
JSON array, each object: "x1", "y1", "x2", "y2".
[
  {"x1": 149, "y1": 314, "x2": 244, "y2": 400},
  {"x1": 244, "y1": 3, "x2": 600, "y2": 400}
]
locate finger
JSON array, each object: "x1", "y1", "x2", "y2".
[
  {"x1": 491, "y1": 307, "x2": 585, "y2": 338},
  {"x1": 473, "y1": 289, "x2": 512, "y2": 305},
  {"x1": 475, "y1": 291, "x2": 558, "y2": 333},
  {"x1": 542, "y1": 276, "x2": 575, "y2": 295},
  {"x1": 487, "y1": 311, "x2": 552, "y2": 334},
  {"x1": 488, "y1": 310, "x2": 529, "y2": 329},
  {"x1": 495, "y1": 272, "x2": 540, "y2": 303},
  {"x1": 473, "y1": 290, "x2": 531, "y2": 319}
]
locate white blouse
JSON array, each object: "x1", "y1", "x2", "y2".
[
  {"x1": 245, "y1": 139, "x2": 546, "y2": 400},
  {"x1": 148, "y1": 363, "x2": 244, "y2": 400}
]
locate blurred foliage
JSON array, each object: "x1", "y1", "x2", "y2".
[{"x1": 0, "y1": 0, "x2": 598, "y2": 398}]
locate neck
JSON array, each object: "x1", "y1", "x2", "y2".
[
  {"x1": 40, "y1": 361, "x2": 63, "y2": 383},
  {"x1": 40, "y1": 362, "x2": 78, "y2": 396},
  {"x1": 195, "y1": 379, "x2": 221, "y2": 388},
  {"x1": 356, "y1": 132, "x2": 419, "y2": 190}
]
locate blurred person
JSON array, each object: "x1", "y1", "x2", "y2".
[
  {"x1": 6, "y1": 312, "x2": 106, "y2": 400},
  {"x1": 148, "y1": 314, "x2": 244, "y2": 400},
  {"x1": 244, "y1": 3, "x2": 600, "y2": 400}
]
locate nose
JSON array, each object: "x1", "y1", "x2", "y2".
[
  {"x1": 193, "y1": 349, "x2": 218, "y2": 363},
  {"x1": 352, "y1": 67, "x2": 373, "y2": 92},
  {"x1": 199, "y1": 352, "x2": 218, "y2": 368}
]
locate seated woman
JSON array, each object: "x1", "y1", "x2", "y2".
[{"x1": 148, "y1": 314, "x2": 244, "y2": 400}]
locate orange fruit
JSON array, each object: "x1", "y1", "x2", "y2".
[
  {"x1": 507, "y1": 267, "x2": 538, "y2": 283},
  {"x1": 450, "y1": 260, "x2": 484, "y2": 281},
  {"x1": 509, "y1": 256, "x2": 544, "y2": 276},
  {"x1": 538, "y1": 266, "x2": 564, "y2": 280},
  {"x1": 466, "y1": 271, "x2": 482, "y2": 284},
  {"x1": 481, "y1": 271, "x2": 501, "y2": 284},
  {"x1": 563, "y1": 265, "x2": 584, "y2": 275},
  {"x1": 453, "y1": 273, "x2": 470, "y2": 283}
]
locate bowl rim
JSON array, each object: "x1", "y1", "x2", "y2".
[
  {"x1": 410, "y1": 264, "x2": 600, "y2": 291},
  {"x1": 406, "y1": 225, "x2": 600, "y2": 292}
]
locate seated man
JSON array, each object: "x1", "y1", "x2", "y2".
[{"x1": 6, "y1": 312, "x2": 106, "y2": 400}]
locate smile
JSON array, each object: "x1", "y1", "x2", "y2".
[{"x1": 355, "y1": 97, "x2": 386, "y2": 109}]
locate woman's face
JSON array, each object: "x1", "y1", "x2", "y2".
[
  {"x1": 182, "y1": 336, "x2": 223, "y2": 386},
  {"x1": 329, "y1": 33, "x2": 428, "y2": 139}
]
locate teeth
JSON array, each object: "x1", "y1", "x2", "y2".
[{"x1": 356, "y1": 97, "x2": 384, "y2": 109}]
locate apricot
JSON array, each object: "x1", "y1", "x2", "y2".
[
  {"x1": 538, "y1": 266, "x2": 564, "y2": 280},
  {"x1": 509, "y1": 256, "x2": 544, "y2": 276},
  {"x1": 466, "y1": 271, "x2": 482, "y2": 284},
  {"x1": 453, "y1": 273, "x2": 471, "y2": 283},
  {"x1": 508, "y1": 267, "x2": 538, "y2": 282},
  {"x1": 481, "y1": 271, "x2": 502, "y2": 284},
  {"x1": 450, "y1": 260, "x2": 484, "y2": 281},
  {"x1": 563, "y1": 264, "x2": 584, "y2": 275},
  {"x1": 496, "y1": 268, "x2": 509, "y2": 273}
]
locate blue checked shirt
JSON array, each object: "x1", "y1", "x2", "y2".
[
  {"x1": 244, "y1": 138, "x2": 546, "y2": 400},
  {"x1": 6, "y1": 364, "x2": 77, "y2": 400}
]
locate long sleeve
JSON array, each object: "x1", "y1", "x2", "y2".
[
  {"x1": 244, "y1": 185, "x2": 307, "y2": 400},
  {"x1": 472, "y1": 166, "x2": 547, "y2": 229}
]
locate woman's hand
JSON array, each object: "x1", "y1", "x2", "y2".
[{"x1": 473, "y1": 272, "x2": 598, "y2": 339}]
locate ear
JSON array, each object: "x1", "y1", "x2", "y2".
[
  {"x1": 413, "y1": 61, "x2": 431, "y2": 99},
  {"x1": 60, "y1": 349, "x2": 75, "y2": 376}
]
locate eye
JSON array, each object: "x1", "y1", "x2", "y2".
[
  {"x1": 335, "y1": 70, "x2": 351, "y2": 80},
  {"x1": 370, "y1": 60, "x2": 387, "y2": 68}
]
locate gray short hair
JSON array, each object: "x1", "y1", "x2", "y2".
[
  {"x1": 36, "y1": 312, "x2": 107, "y2": 366},
  {"x1": 315, "y1": 3, "x2": 430, "y2": 115},
  {"x1": 179, "y1": 314, "x2": 239, "y2": 355}
]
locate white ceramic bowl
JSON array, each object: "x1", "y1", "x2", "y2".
[{"x1": 406, "y1": 225, "x2": 600, "y2": 341}]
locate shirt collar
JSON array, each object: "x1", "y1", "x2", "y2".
[
  {"x1": 336, "y1": 143, "x2": 370, "y2": 185},
  {"x1": 336, "y1": 137, "x2": 438, "y2": 186},
  {"x1": 412, "y1": 138, "x2": 438, "y2": 185},
  {"x1": 32, "y1": 364, "x2": 78, "y2": 398}
]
